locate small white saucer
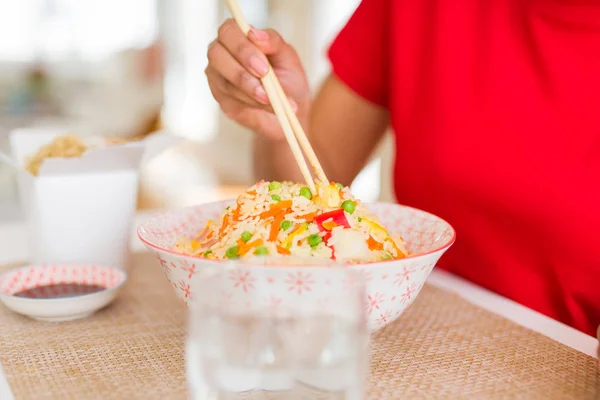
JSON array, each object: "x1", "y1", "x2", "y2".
[{"x1": 0, "y1": 263, "x2": 127, "y2": 322}]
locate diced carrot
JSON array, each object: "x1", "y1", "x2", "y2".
[
  {"x1": 269, "y1": 212, "x2": 286, "y2": 241},
  {"x1": 276, "y1": 245, "x2": 291, "y2": 255},
  {"x1": 259, "y1": 200, "x2": 293, "y2": 218},
  {"x1": 238, "y1": 238, "x2": 264, "y2": 256},
  {"x1": 232, "y1": 206, "x2": 243, "y2": 222},
  {"x1": 259, "y1": 209, "x2": 277, "y2": 219},
  {"x1": 247, "y1": 190, "x2": 256, "y2": 196},
  {"x1": 277, "y1": 200, "x2": 293, "y2": 208},
  {"x1": 298, "y1": 212, "x2": 317, "y2": 222},
  {"x1": 367, "y1": 236, "x2": 384, "y2": 251},
  {"x1": 219, "y1": 215, "x2": 229, "y2": 238},
  {"x1": 322, "y1": 220, "x2": 338, "y2": 231}
]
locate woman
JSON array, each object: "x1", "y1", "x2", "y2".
[{"x1": 205, "y1": 0, "x2": 599, "y2": 337}]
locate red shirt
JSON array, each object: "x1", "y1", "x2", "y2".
[{"x1": 328, "y1": 0, "x2": 600, "y2": 336}]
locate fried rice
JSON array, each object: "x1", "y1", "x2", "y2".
[{"x1": 174, "y1": 180, "x2": 409, "y2": 263}]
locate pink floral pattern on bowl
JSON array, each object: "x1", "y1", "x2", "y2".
[
  {"x1": 138, "y1": 201, "x2": 455, "y2": 331},
  {"x1": 0, "y1": 264, "x2": 125, "y2": 296},
  {"x1": 0, "y1": 263, "x2": 127, "y2": 322}
]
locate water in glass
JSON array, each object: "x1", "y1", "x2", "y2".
[{"x1": 186, "y1": 263, "x2": 369, "y2": 399}]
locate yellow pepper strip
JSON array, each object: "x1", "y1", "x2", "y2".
[
  {"x1": 281, "y1": 223, "x2": 308, "y2": 248},
  {"x1": 362, "y1": 217, "x2": 389, "y2": 238}
]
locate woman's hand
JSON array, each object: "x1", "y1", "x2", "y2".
[{"x1": 205, "y1": 19, "x2": 311, "y2": 140}]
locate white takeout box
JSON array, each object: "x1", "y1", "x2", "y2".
[{"x1": 9, "y1": 128, "x2": 181, "y2": 269}]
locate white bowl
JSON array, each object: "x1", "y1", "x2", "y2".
[
  {"x1": 138, "y1": 201, "x2": 455, "y2": 331},
  {"x1": 0, "y1": 263, "x2": 127, "y2": 322}
]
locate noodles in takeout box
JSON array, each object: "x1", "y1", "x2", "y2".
[{"x1": 9, "y1": 128, "x2": 181, "y2": 269}]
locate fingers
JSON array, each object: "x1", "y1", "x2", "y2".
[
  {"x1": 206, "y1": 19, "x2": 305, "y2": 138},
  {"x1": 217, "y1": 19, "x2": 270, "y2": 78},
  {"x1": 206, "y1": 64, "x2": 299, "y2": 117},
  {"x1": 217, "y1": 96, "x2": 284, "y2": 140},
  {"x1": 206, "y1": 40, "x2": 269, "y2": 104},
  {"x1": 205, "y1": 66, "x2": 268, "y2": 108},
  {"x1": 248, "y1": 28, "x2": 301, "y2": 70},
  {"x1": 247, "y1": 27, "x2": 283, "y2": 54}
]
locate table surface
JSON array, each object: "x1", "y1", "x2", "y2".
[{"x1": 0, "y1": 209, "x2": 597, "y2": 400}]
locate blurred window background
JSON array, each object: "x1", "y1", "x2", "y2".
[
  {"x1": 0, "y1": 0, "x2": 393, "y2": 220},
  {"x1": 0, "y1": 0, "x2": 158, "y2": 63}
]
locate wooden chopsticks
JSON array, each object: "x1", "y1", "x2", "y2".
[{"x1": 224, "y1": 0, "x2": 329, "y2": 193}]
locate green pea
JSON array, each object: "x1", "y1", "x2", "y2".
[
  {"x1": 226, "y1": 206, "x2": 231, "y2": 210},
  {"x1": 307, "y1": 234, "x2": 322, "y2": 248},
  {"x1": 254, "y1": 246, "x2": 269, "y2": 256},
  {"x1": 280, "y1": 220, "x2": 293, "y2": 231},
  {"x1": 241, "y1": 231, "x2": 252, "y2": 243},
  {"x1": 225, "y1": 246, "x2": 239, "y2": 259},
  {"x1": 269, "y1": 181, "x2": 282, "y2": 191},
  {"x1": 341, "y1": 200, "x2": 356, "y2": 214},
  {"x1": 271, "y1": 194, "x2": 281, "y2": 202},
  {"x1": 203, "y1": 250, "x2": 213, "y2": 258},
  {"x1": 335, "y1": 182, "x2": 344, "y2": 190},
  {"x1": 381, "y1": 252, "x2": 392, "y2": 260},
  {"x1": 358, "y1": 217, "x2": 363, "y2": 222},
  {"x1": 299, "y1": 187, "x2": 312, "y2": 199}
]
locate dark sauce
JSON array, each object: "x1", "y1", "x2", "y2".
[{"x1": 13, "y1": 283, "x2": 106, "y2": 299}]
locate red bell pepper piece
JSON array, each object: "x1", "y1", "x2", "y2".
[
  {"x1": 321, "y1": 231, "x2": 335, "y2": 259},
  {"x1": 315, "y1": 209, "x2": 350, "y2": 260},
  {"x1": 315, "y1": 209, "x2": 350, "y2": 232}
]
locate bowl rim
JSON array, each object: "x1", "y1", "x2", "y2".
[
  {"x1": 0, "y1": 263, "x2": 128, "y2": 303},
  {"x1": 137, "y1": 200, "x2": 456, "y2": 265}
]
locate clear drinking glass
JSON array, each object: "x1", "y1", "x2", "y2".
[{"x1": 186, "y1": 261, "x2": 369, "y2": 400}]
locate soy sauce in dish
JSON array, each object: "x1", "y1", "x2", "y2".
[{"x1": 13, "y1": 284, "x2": 106, "y2": 299}]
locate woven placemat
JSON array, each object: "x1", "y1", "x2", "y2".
[{"x1": 1, "y1": 253, "x2": 598, "y2": 400}]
